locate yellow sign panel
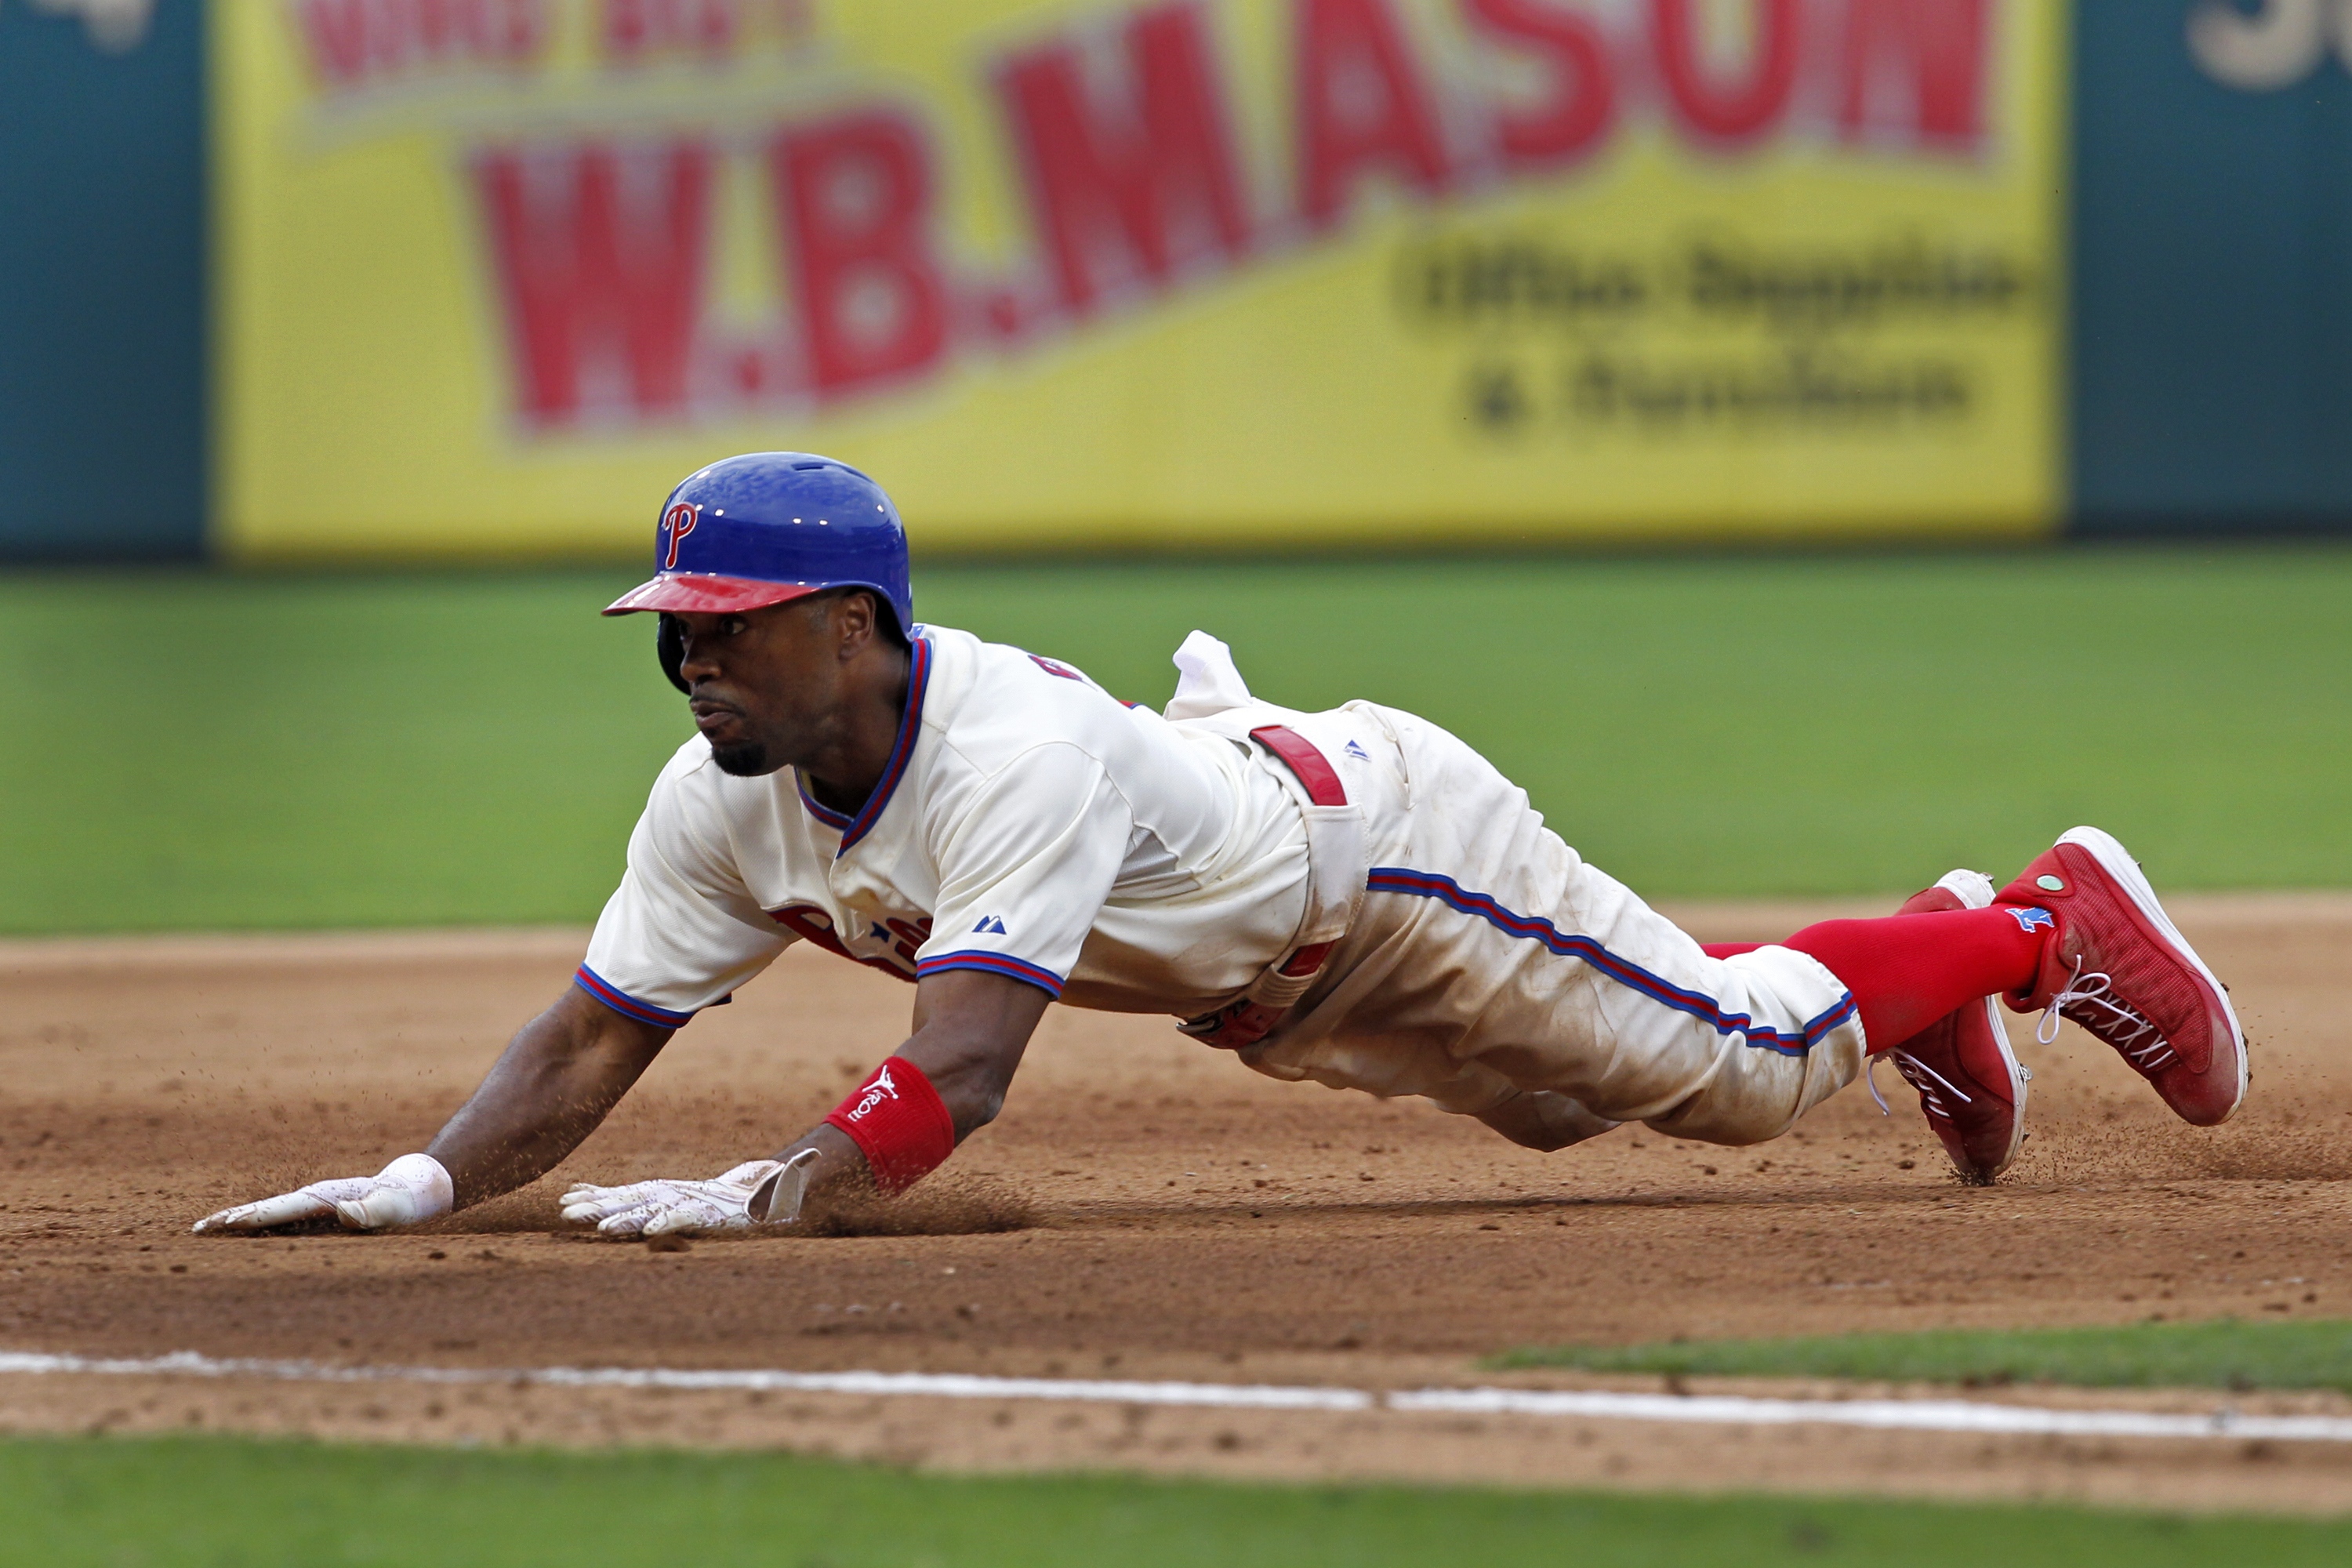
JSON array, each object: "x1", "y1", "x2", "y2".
[{"x1": 216, "y1": 0, "x2": 2064, "y2": 556}]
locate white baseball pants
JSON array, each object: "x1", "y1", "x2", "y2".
[{"x1": 1244, "y1": 704, "x2": 1867, "y2": 1146}]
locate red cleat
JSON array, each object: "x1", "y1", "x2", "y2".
[
  {"x1": 1995, "y1": 826, "x2": 2248, "y2": 1127},
  {"x1": 1875, "y1": 869, "x2": 2028, "y2": 1184}
]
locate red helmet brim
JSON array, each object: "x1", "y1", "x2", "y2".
[{"x1": 602, "y1": 574, "x2": 823, "y2": 615}]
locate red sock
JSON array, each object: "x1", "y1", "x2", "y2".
[
  {"x1": 1702, "y1": 942, "x2": 1762, "y2": 959},
  {"x1": 1777, "y1": 909, "x2": 2048, "y2": 1053}
]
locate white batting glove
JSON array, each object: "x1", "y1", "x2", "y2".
[
  {"x1": 561, "y1": 1149, "x2": 818, "y2": 1238},
  {"x1": 193, "y1": 1153, "x2": 454, "y2": 1234}
]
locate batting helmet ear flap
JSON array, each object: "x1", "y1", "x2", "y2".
[{"x1": 655, "y1": 612, "x2": 691, "y2": 695}]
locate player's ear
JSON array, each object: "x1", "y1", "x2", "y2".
[
  {"x1": 837, "y1": 589, "x2": 878, "y2": 655},
  {"x1": 656, "y1": 613, "x2": 691, "y2": 695}
]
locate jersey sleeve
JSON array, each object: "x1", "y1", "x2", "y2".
[
  {"x1": 913, "y1": 742, "x2": 1131, "y2": 998},
  {"x1": 577, "y1": 757, "x2": 788, "y2": 1026}
]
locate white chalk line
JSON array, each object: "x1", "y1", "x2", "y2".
[
  {"x1": 0, "y1": 1352, "x2": 1367, "y2": 1414},
  {"x1": 1388, "y1": 1387, "x2": 2352, "y2": 1443},
  {"x1": 7, "y1": 1349, "x2": 2352, "y2": 1444}
]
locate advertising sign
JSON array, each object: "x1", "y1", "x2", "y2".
[{"x1": 216, "y1": 0, "x2": 2064, "y2": 554}]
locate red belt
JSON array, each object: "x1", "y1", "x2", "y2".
[{"x1": 1180, "y1": 725, "x2": 1347, "y2": 1051}]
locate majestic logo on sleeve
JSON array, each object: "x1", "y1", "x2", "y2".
[
  {"x1": 972, "y1": 915, "x2": 1008, "y2": 935},
  {"x1": 660, "y1": 502, "x2": 700, "y2": 570}
]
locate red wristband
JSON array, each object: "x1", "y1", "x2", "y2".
[{"x1": 824, "y1": 1057, "x2": 956, "y2": 1193}]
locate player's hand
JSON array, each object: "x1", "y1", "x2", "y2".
[
  {"x1": 559, "y1": 1149, "x2": 818, "y2": 1238},
  {"x1": 193, "y1": 1153, "x2": 454, "y2": 1234}
]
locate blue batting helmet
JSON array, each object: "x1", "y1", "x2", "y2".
[{"x1": 604, "y1": 452, "x2": 913, "y2": 633}]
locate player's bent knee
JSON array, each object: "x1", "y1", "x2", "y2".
[{"x1": 1640, "y1": 1092, "x2": 1806, "y2": 1148}]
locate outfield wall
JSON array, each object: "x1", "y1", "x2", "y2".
[
  {"x1": 0, "y1": 2, "x2": 2345, "y2": 559},
  {"x1": 2073, "y1": 0, "x2": 2352, "y2": 535},
  {"x1": 0, "y1": 1, "x2": 205, "y2": 560}
]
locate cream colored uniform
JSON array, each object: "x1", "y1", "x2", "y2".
[{"x1": 579, "y1": 626, "x2": 1867, "y2": 1146}]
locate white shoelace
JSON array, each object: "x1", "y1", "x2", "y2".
[
  {"x1": 2037, "y1": 954, "x2": 2176, "y2": 1070},
  {"x1": 1865, "y1": 1050, "x2": 1974, "y2": 1121}
]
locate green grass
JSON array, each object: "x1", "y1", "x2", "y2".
[
  {"x1": 2, "y1": 1435, "x2": 2347, "y2": 1566},
  {"x1": 2, "y1": 545, "x2": 2347, "y2": 932},
  {"x1": 1494, "y1": 1317, "x2": 2352, "y2": 1393}
]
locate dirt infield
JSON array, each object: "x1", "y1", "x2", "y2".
[{"x1": 5, "y1": 896, "x2": 2350, "y2": 1511}]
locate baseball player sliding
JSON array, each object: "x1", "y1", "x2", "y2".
[{"x1": 196, "y1": 454, "x2": 2249, "y2": 1239}]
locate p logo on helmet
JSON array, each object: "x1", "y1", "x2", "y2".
[{"x1": 660, "y1": 503, "x2": 700, "y2": 571}]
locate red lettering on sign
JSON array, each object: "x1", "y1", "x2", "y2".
[
  {"x1": 446, "y1": 0, "x2": 2013, "y2": 432},
  {"x1": 771, "y1": 113, "x2": 950, "y2": 397},
  {"x1": 297, "y1": 0, "x2": 374, "y2": 84},
  {"x1": 475, "y1": 143, "x2": 710, "y2": 425},
  {"x1": 1461, "y1": 0, "x2": 1617, "y2": 169},
  {"x1": 602, "y1": 0, "x2": 739, "y2": 64},
  {"x1": 296, "y1": 0, "x2": 548, "y2": 90},
  {"x1": 1651, "y1": 0, "x2": 1799, "y2": 145},
  {"x1": 998, "y1": 2, "x2": 1252, "y2": 316},
  {"x1": 1295, "y1": 0, "x2": 1451, "y2": 228},
  {"x1": 1836, "y1": 0, "x2": 1987, "y2": 148}
]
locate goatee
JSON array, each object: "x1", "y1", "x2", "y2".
[{"x1": 709, "y1": 739, "x2": 775, "y2": 776}]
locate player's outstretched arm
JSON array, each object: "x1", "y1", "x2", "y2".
[
  {"x1": 561, "y1": 968, "x2": 1051, "y2": 1237},
  {"x1": 194, "y1": 984, "x2": 670, "y2": 1235},
  {"x1": 423, "y1": 983, "x2": 673, "y2": 1200}
]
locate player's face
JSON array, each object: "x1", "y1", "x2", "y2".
[{"x1": 672, "y1": 595, "x2": 870, "y2": 777}]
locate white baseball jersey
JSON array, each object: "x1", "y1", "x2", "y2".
[
  {"x1": 578, "y1": 625, "x2": 1314, "y2": 1027},
  {"x1": 581, "y1": 623, "x2": 1870, "y2": 1148}
]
